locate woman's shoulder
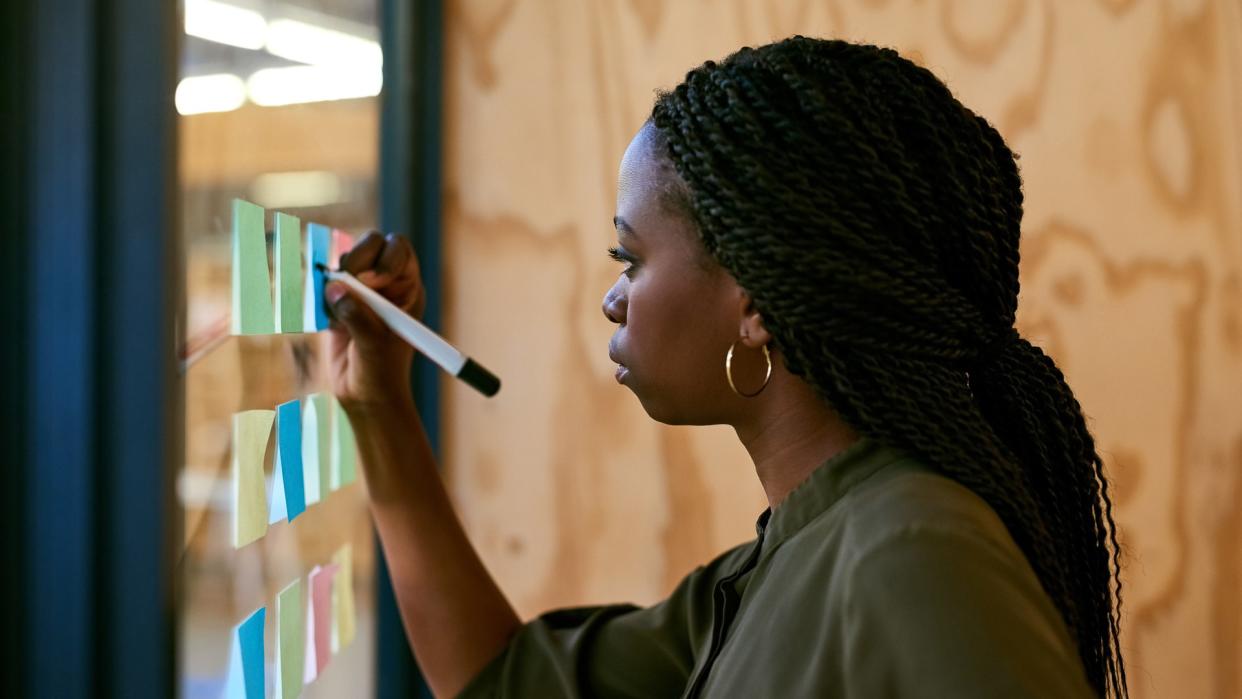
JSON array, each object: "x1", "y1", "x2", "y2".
[{"x1": 831, "y1": 453, "x2": 1029, "y2": 569}]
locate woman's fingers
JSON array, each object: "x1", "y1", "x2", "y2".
[
  {"x1": 326, "y1": 281, "x2": 385, "y2": 347},
  {"x1": 332, "y1": 232, "x2": 426, "y2": 322},
  {"x1": 340, "y1": 230, "x2": 386, "y2": 275},
  {"x1": 377, "y1": 233, "x2": 414, "y2": 279}
]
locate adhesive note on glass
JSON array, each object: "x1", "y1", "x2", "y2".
[
  {"x1": 330, "y1": 399, "x2": 357, "y2": 490},
  {"x1": 304, "y1": 563, "x2": 339, "y2": 681},
  {"x1": 275, "y1": 578, "x2": 305, "y2": 699},
  {"x1": 224, "y1": 606, "x2": 266, "y2": 699},
  {"x1": 231, "y1": 199, "x2": 275, "y2": 335},
  {"x1": 302, "y1": 398, "x2": 322, "y2": 506},
  {"x1": 303, "y1": 594, "x2": 317, "y2": 684},
  {"x1": 268, "y1": 453, "x2": 287, "y2": 524},
  {"x1": 331, "y1": 543, "x2": 356, "y2": 652},
  {"x1": 303, "y1": 223, "x2": 331, "y2": 332},
  {"x1": 276, "y1": 399, "x2": 307, "y2": 521},
  {"x1": 331, "y1": 229, "x2": 355, "y2": 265},
  {"x1": 313, "y1": 393, "x2": 332, "y2": 494},
  {"x1": 274, "y1": 211, "x2": 303, "y2": 334},
  {"x1": 224, "y1": 628, "x2": 244, "y2": 698},
  {"x1": 232, "y1": 410, "x2": 273, "y2": 548}
]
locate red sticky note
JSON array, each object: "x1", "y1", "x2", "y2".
[
  {"x1": 331, "y1": 229, "x2": 355, "y2": 265},
  {"x1": 305, "y1": 562, "x2": 339, "y2": 679}
]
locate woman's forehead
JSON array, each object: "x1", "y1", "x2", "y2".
[{"x1": 617, "y1": 124, "x2": 663, "y2": 203}]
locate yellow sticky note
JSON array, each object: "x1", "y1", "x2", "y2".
[
  {"x1": 232, "y1": 410, "x2": 273, "y2": 548},
  {"x1": 331, "y1": 398, "x2": 357, "y2": 489},
  {"x1": 274, "y1": 212, "x2": 303, "y2": 334},
  {"x1": 231, "y1": 199, "x2": 275, "y2": 335},
  {"x1": 332, "y1": 544, "x2": 356, "y2": 651}
]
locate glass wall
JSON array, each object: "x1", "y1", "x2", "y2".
[{"x1": 177, "y1": 1, "x2": 382, "y2": 695}]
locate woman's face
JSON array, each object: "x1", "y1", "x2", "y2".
[{"x1": 602, "y1": 123, "x2": 749, "y2": 424}]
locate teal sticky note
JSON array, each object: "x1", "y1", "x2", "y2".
[
  {"x1": 331, "y1": 398, "x2": 357, "y2": 488},
  {"x1": 228, "y1": 606, "x2": 265, "y2": 699},
  {"x1": 275, "y1": 578, "x2": 305, "y2": 699},
  {"x1": 274, "y1": 212, "x2": 304, "y2": 334},
  {"x1": 277, "y1": 399, "x2": 307, "y2": 521},
  {"x1": 231, "y1": 199, "x2": 275, "y2": 335},
  {"x1": 303, "y1": 223, "x2": 331, "y2": 331}
]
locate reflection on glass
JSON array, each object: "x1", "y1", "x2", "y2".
[{"x1": 178, "y1": 1, "x2": 381, "y2": 696}]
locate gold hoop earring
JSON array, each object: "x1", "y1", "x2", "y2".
[{"x1": 725, "y1": 341, "x2": 772, "y2": 398}]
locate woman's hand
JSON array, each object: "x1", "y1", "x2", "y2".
[
  {"x1": 326, "y1": 231, "x2": 427, "y2": 413},
  {"x1": 325, "y1": 233, "x2": 520, "y2": 698}
]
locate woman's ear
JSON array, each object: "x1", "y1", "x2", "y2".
[{"x1": 736, "y1": 290, "x2": 772, "y2": 349}]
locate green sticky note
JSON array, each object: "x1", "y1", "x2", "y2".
[
  {"x1": 232, "y1": 410, "x2": 274, "y2": 548},
  {"x1": 275, "y1": 577, "x2": 306, "y2": 699},
  {"x1": 274, "y1": 212, "x2": 303, "y2": 334},
  {"x1": 331, "y1": 398, "x2": 356, "y2": 489},
  {"x1": 231, "y1": 199, "x2": 275, "y2": 335},
  {"x1": 313, "y1": 394, "x2": 332, "y2": 495},
  {"x1": 331, "y1": 543, "x2": 356, "y2": 652}
]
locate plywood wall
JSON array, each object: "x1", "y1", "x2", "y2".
[{"x1": 439, "y1": 2, "x2": 1242, "y2": 697}]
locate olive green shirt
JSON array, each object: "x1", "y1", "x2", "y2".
[{"x1": 460, "y1": 437, "x2": 1094, "y2": 698}]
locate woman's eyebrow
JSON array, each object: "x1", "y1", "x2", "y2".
[{"x1": 613, "y1": 216, "x2": 639, "y2": 239}]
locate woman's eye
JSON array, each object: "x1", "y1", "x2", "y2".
[{"x1": 607, "y1": 246, "x2": 638, "y2": 277}]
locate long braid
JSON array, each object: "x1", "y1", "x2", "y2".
[{"x1": 651, "y1": 37, "x2": 1127, "y2": 697}]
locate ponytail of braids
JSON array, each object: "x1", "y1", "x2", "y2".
[{"x1": 651, "y1": 36, "x2": 1127, "y2": 697}]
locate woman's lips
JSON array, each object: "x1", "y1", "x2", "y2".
[{"x1": 608, "y1": 342, "x2": 627, "y2": 383}]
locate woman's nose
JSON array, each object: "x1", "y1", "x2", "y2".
[{"x1": 602, "y1": 281, "x2": 627, "y2": 324}]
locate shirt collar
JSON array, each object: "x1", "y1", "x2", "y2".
[{"x1": 755, "y1": 435, "x2": 910, "y2": 554}]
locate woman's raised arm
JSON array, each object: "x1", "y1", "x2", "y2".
[{"x1": 326, "y1": 231, "x2": 520, "y2": 698}]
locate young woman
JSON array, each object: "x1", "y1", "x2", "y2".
[{"x1": 326, "y1": 37, "x2": 1127, "y2": 698}]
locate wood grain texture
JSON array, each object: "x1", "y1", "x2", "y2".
[{"x1": 441, "y1": 2, "x2": 1242, "y2": 696}]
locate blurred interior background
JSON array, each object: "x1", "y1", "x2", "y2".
[{"x1": 5, "y1": 1, "x2": 1240, "y2": 698}]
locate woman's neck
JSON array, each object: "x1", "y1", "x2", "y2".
[{"x1": 733, "y1": 370, "x2": 860, "y2": 510}]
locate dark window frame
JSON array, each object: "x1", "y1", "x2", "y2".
[
  {"x1": 379, "y1": 0, "x2": 442, "y2": 696},
  {"x1": 10, "y1": 0, "x2": 443, "y2": 696}
]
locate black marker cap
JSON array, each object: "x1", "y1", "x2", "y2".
[{"x1": 457, "y1": 358, "x2": 501, "y2": 397}]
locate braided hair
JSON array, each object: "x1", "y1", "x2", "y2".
[{"x1": 650, "y1": 36, "x2": 1127, "y2": 697}]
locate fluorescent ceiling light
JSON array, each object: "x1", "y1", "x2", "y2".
[
  {"x1": 265, "y1": 18, "x2": 382, "y2": 70},
  {"x1": 247, "y1": 65, "x2": 382, "y2": 107},
  {"x1": 175, "y1": 73, "x2": 247, "y2": 115},
  {"x1": 184, "y1": 0, "x2": 267, "y2": 50},
  {"x1": 250, "y1": 171, "x2": 345, "y2": 208}
]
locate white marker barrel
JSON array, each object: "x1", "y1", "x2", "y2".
[{"x1": 324, "y1": 269, "x2": 501, "y2": 397}]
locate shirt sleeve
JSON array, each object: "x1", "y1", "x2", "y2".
[
  {"x1": 456, "y1": 562, "x2": 718, "y2": 699},
  {"x1": 840, "y1": 526, "x2": 1097, "y2": 699}
]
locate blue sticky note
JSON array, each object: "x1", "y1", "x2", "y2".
[
  {"x1": 237, "y1": 606, "x2": 265, "y2": 699},
  {"x1": 277, "y1": 399, "x2": 307, "y2": 521},
  {"x1": 303, "y1": 223, "x2": 331, "y2": 331}
]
